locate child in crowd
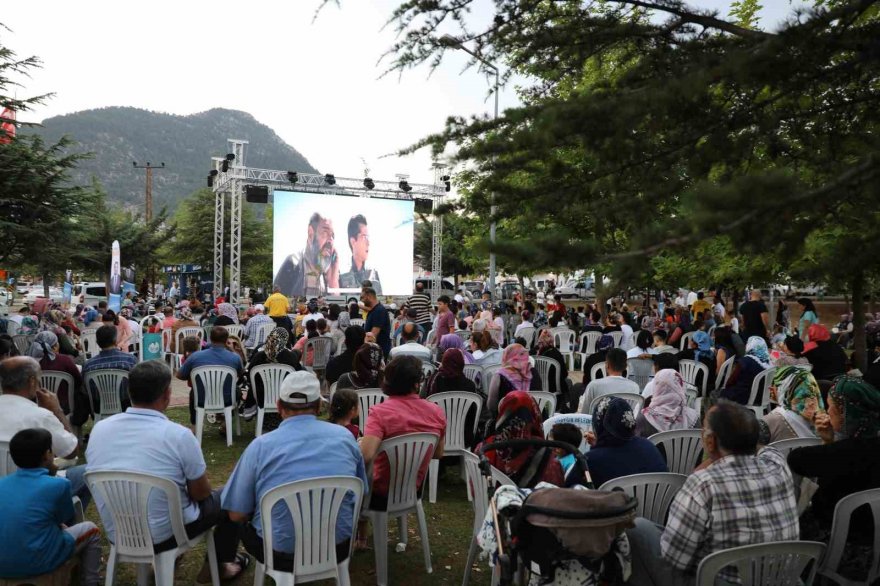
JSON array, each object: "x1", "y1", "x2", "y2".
[
  {"x1": 549, "y1": 423, "x2": 589, "y2": 488},
  {"x1": 329, "y1": 388, "x2": 361, "y2": 441}
]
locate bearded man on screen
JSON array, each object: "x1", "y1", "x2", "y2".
[
  {"x1": 274, "y1": 212, "x2": 340, "y2": 297},
  {"x1": 339, "y1": 214, "x2": 383, "y2": 294}
]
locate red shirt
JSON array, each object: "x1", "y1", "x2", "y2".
[{"x1": 365, "y1": 394, "x2": 447, "y2": 496}]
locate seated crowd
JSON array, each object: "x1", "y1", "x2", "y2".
[{"x1": 1, "y1": 284, "x2": 879, "y2": 585}]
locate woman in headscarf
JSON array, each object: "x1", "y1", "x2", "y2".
[
  {"x1": 803, "y1": 324, "x2": 848, "y2": 382},
  {"x1": 170, "y1": 307, "x2": 199, "y2": 354},
  {"x1": 585, "y1": 396, "x2": 667, "y2": 488},
  {"x1": 479, "y1": 391, "x2": 564, "y2": 488},
  {"x1": 438, "y1": 333, "x2": 475, "y2": 364},
  {"x1": 788, "y1": 377, "x2": 880, "y2": 540},
  {"x1": 214, "y1": 302, "x2": 239, "y2": 326},
  {"x1": 27, "y1": 331, "x2": 88, "y2": 426},
  {"x1": 487, "y1": 343, "x2": 540, "y2": 416},
  {"x1": 635, "y1": 369, "x2": 699, "y2": 437},
  {"x1": 720, "y1": 336, "x2": 772, "y2": 405},
  {"x1": 762, "y1": 366, "x2": 825, "y2": 442},
  {"x1": 102, "y1": 309, "x2": 132, "y2": 351},
  {"x1": 425, "y1": 348, "x2": 477, "y2": 397},
  {"x1": 337, "y1": 343, "x2": 384, "y2": 391},
  {"x1": 243, "y1": 327, "x2": 303, "y2": 416},
  {"x1": 773, "y1": 335, "x2": 811, "y2": 367}
]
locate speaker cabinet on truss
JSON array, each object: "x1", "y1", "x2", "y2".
[
  {"x1": 414, "y1": 198, "x2": 433, "y2": 215},
  {"x1": 245, "y1": 185, "x2": 269, "y2": 204}
]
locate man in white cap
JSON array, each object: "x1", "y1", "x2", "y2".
[
  {"x1": 222, "y1": 371, "x2": 368, "y2": 570},
  {"x1": 242, "y1": 303, "x2": 274, "y2": 353}
]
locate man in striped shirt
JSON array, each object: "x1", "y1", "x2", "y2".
[
  {"x1": 407, "y1": 282, "x2": 432, "y2": 331},
  {"x1": 82, "y1": 325, "x2": 137, "y2": 413},
  {"x1": 242, "y1": 304, "x2": 274, "y2": 352}
]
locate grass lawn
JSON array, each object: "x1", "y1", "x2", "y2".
[{"x1": 80, "y1": 406, "x2": 491, "y2": 585}]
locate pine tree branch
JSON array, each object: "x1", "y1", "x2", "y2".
[{"x1": 613, "y1": 0, "x2": 773, "y2": 39}]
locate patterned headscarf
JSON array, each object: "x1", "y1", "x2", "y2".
[
  {"x1": 598, "y1": 334, "x2": 615, "y2": 351},
  {"x1": 829, "y1": 376, "x2": 880, "y2": 439},
  {"x1": 642, "y1": 369, "x2": 698, "y2": 432},
  {"x1": 500, "y1": 343, "x2": 532, "y2": 390},
  {"x1": 337, "y1": 312, "x2": 351, "y2": 329},
  {"x1": 536, "y1": 329, "x2": 554, "y2": 351},
  {"x1": 804, "y1": 323, "x2": 832, "y2": 353},
  {"x1": 28, "y1": 330, "x2": 58, "y2": 362},
  {"x1": 592, "y1": 396, "x2": 637, "y2": 448},
  {"x1": 745, "y1": 336, "x2": 772, "y2": 369},
  {"x1": 217, "y1": 303, "x2": 239, "y2": 324},
  {"x1": 179, "y1": 307, "x2": 194, "y2": 321},
  {"x1": 353, "y1": 343, "x2": 383, "y2": 388},
  {"x1": 439, "y1": 333, "x2": 475, "y2": 364},
  {"x1": 264, "y1": 327, "x2": 289, "y2": 363},
  {"x1": 773, "y1": 366, "x2": 825, "y2": 422}
]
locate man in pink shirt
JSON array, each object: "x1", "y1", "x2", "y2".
[
  {"x1": 161, "y1": 307, "x2": 176, "y2": 330},
  {"x1": 435, "y1": 295, "x2": 455, "y2": 337},
  {"x1": 360, "y1": 355, "x2": 446, "y2": 508}
]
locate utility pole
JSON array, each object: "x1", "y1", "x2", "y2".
[{"x1": 132, "y1": 161, "x2": 166, "y2": 297}]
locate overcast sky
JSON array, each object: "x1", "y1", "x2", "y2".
[{"x1": 6, "y1": 0, "x2": 805, "y2": 186}]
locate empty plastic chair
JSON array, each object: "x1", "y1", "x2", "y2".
[
  {"x1": 190, "y1": 365, "x2": 240, "y2": 447},
  {"x1": 0, "y1": 441, "x2": 15, "y2": 477},
  {"x1": 818, "y1": 487, "x2": 880, "y2": 586},
  {"x1": 748, "y1": 367, "x2": 777, "y2": 418},
  {"x1": 626, "y1": 358, "x2": 655, "y2": 392},
  {"x1": 426, "y1": 392, "x2": 482, "y2": 503},
  {"x1": 649, "y1": 429, "x2": 704, "y2": 475},
  {"x1": 529, "y1": 391, "x2": 557, "y2": 420}
]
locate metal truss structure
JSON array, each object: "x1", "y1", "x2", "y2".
[{"x1": 211, "y1": 139, "x2": 447, "y2": 303}]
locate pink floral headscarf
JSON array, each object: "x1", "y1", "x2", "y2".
[{"x1": 642, "y1": 369, "x2": 699, "y2": 432}]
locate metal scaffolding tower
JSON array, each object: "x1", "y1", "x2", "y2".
[{"x1": 211, "y1": 139, "x2": 446, "y2": 303}]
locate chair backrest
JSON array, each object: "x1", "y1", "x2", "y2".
[
  {"x1": 685, "y1": 388, "x2": 699, "y2": 409},
  {"x1": 421, "y1": 361, "x2": 437, "y2": 380},
  {"x1": 13, "y1": 334, "x2": 34, "y2": 356},
  {"x1": 40, "y1": 370, "x2": 75, "y2": 399},
  {"x1": 377, "y1": 432, "x2": 439, "y2": 514},
  {"x1": 355, "y1": 388, "x2": 386, "y2": 435},
  {"x1": 350, "y1": 318, "x2": 364, "y2": 328},
  {"x1": 259, "y1": 476, "x2": 364, "y2": 578},
  {"x1": 426, "y1": 392, "x2": 482, "y2": 453},
  {"x1": 482, "y1": 364, "x2": 503, "y2": 393},
  {"x1": 590, "y1": 362, "x2": 607, "y2": 381},
  {"x1": 707, "y1": 324, "x2": 717, "y2": 341},
  {"x1": 176, "y1": 326, "x2": 203, "y2": 355},
  {"x1": 543, "y1": 413, "x2": 592, "y2": 452},
  {"x1": 189, "y1": 365, "x2": 237, "y2": 410},
  {"x1": 553, "y1": 329, "x2": 575, "y2": 353},
  {"x1": 820, "y1": 487, "x2": 880, "y2": 585},
  {"x1": 599, "y1": 472, "x2": 688, "y2": 525},
  {"x1": 224, "y1": 324, "x2": 244, "y2": 339},
  {"x1": 462, "y1": 364, "x2": 483, "y2": 389},
  {"x1": 83, "y1": 369, "x2": 130, "y2": 416},
  {"x1": 0, "y1": 441, "x2": 15, "y2": 477},
  {"x1": 454, "y1": 330, "x2": 471, "y2": 344},
  {"x1": 533, "y1": 355, "x2": 561, "y2": 392},
  {"x1": 305, "y1": 337, "x2": 334, "y2": 369},
  {"x1": 517, "y1": 326, "x2": 536, "y2": 348},
  {"x1": 79, "y1": 330, "x2": 97, "y2": 358},
  {"x1": 768, "y1": 437, "x2": 822, "y2": 459},
  {"x1": 162, "y1": 328, "x2": 174, "y2": 352},
  {"x1": 85, "y1": 470, "x2": 189, "y2": 558},
  {"x1": 259, "y1": 321, "x2": 277, "y2": 343},
  {"x1": 579, "y1": 331, "x2": 602, "y2": 355},
  {"x1": 626, "y1": 358, "x2": 655, "y2": 392},
  {"x1": 589, "y1": 392, "x2": 644, "y2": 418},
  {"x1": 716, "y1": 355, "x2": 735, "y2": 390},
  {"x1": 678, "y1": 359, "x2": 710, "y2": 397},
  {"x1": 529, "y1": 391, "x2": 557, "y2": 418},
  {"x1": 462, "y1": 451, "x2": 492, "y2": 535},
  {"x1": 749, "y1": 367, "x2": 777, "y2": 414},
  {"x1": 679, "y1": 331, "x2": 695, "y2": 351},
  {"x1": 202, "y1": 325, "x2": 213, "y2": 341},
  {"x1": 649, "y1": 429, "x2": 704, "y2": 475},
  {"x1": 608, "y1": 331, "x2": 624, "y2": 348},
  {"x1": 696, "y1": 540, "x2": 825, "y2": 586},
  {"x1": 249, "y1": 363, "x2": 296, "y2": 409}
]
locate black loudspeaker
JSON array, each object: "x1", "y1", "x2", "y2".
[
  {"x1": 245, "y1": 185, "x2": 269, "y2": 204},
  {"x1": 414, "y1": 198, "x2": 433, "y2": 214}
]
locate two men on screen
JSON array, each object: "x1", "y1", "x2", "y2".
[
  {"x1": 274, "y1": 213, "x2": 340, "y2": 298},
  {"x1": 339, "y1": 214, "x2": 382, "y2": 294}
]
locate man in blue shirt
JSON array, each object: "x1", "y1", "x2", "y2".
[
  {"x1": 88, "y1": 361, "x2": 247, "y2": 581},
  {"x1": 222, "y1": 371, "x2": 368, "y2": 571},
  {"x1": 82, "y1": 325, "x2": 137, "y2": 414},
  {"x1": 362, "y1": 287, "x2": 391, "y2": 357},
  {"x1": 0, "y1": 428, "x2": 101, "y2": 583},
  {"x1": 176, "y1": 326, "x2": 244, "y2": 426}
]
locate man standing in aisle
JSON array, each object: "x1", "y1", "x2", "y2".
[
  {"x1": 739, "y1": 289, "x2": 770, "y2": 342},
  {"x1": 362, "y1": 287, "x2": 391, "y2": 357},
  {"x1": 263, "y1": 285, "x2": 293, "y2": 335},
  {"x1": 408, "y1": 282, "x2": 432, "y2": 332}
]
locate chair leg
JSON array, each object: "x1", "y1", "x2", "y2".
[
  {"x1": 136, "y1": 563, "x2": 151, "y2": 586},
  {"x1": 416, "y1": 502, "x2": 433, "y2": 574},
  {"x1": 428, "y1": 459, "x2": 439, "y2": 504},
  {"x1": 253, "y1": 561, "x2": 266, "y2": 586},
  {"x1": 206, "y1": 531, "x2": 220, "y2": 586},
  {"x1": 337, "y1": 558, "x2": 352, "y2": 586},
  {"x1": 462, "y1": 536, "x2": 478, "y2": 586},
  {"x1": 398, "y1": 514, "x2": 408, "y2": 547},
  {"x1": 235, "y1": 407, "x2": 241, "y2": 436},
  {"x1": 154, "y1": 551, "x2": 176, "y2": 586},
  {"x1": 255, "y1": 408, "x2": 264, "y2": 437},
  {"x1": 195, "y1": 408, "x2": 205, "y2": 445},
  {"x1": 104, "y1": 548, "x2": 117, "y2": 586},
  {"x1": 224, "y1": 408, "x2": 234, "y2": 446},
  {"x1": 372, "y1": 513, "x2": 389, "y2": 586}
]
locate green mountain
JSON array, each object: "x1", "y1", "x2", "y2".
[{"x1": 27, "y1": 107, "x2": 319, "y2": 212}]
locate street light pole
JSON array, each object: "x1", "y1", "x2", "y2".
[
  {"x1": 133, "y1": 161, "x2": 166, "y2": 297},
  {"x1": 440, "y1": 35, "x2": 500, "y2": 299}
]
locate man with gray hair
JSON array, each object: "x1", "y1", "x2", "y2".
[{"x1": 389, "y1": 322, "x2": 432, "y2": 362}]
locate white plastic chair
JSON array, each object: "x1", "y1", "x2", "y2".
[
  {"x1": 608, "y1": 331, "x2": 623, "y2": 348},
  {"x1": 223, "y1": 324, "x2": 244, "y2": 339},
  {"x1": 599, "y1": 472, "x2": 688, "y2": 525},
  {"x1": 767, "y1": 437, "x2": 822, "y2": 459},
  {"x1": 0, "y1": 440, "x2": 15, "y2": 477},
  {"x1": 553, "y1": 329, "x2": 576, "y2": 370},
  {"x1": 253, "y1": 476, "x2": 364, "y2": 586},
  {"x1": 696, "y1": 540, "x2": 825, "y2": 586},
  {"x1": 579, "y1": 331, "x2": 602, "y2": 367},
  {"x1": 482, "y1": 364, "x2": 503, "y2": 393},
  {"x1": 190, "y1": 365, "x2": 240, "y2": 446},
  {"x1": 589, "y1": 362, "x2": 607, "y2": 382},
  {"x1": 516, "y1": 326, "x2": 536, "y2": 348},
  {"x1": 421, "y1": 361, "x2": 437, "y2": 381},
  {"x1": 363, "y1": 433, "x2": 439, "y2": 586},
  {"x1": 355, "y1": 388, "x2": 386, "y2": 435},
  {"x1": 78, "y1": 330, "x2": 98, "y2": 359},
  {"x1": 462, "y1": 364, "x2": 483, "y2": 390},
  {"x1": 529, "y1": 391, "x2": 557, "y2": 418},
  {"x1": 626, "y1": 358, "x2": 654, "y2": 392},
  {"x1": 748, "y1": 367, "x2": 777, "y2": 418},
  {"x1": 304, "y1": 337, "x2": 334, "y2": 373},
  {"x1": 542, "y1": 414, "x2": 593, "y2": 453},
  {"x1": 589, "y1": 392, "x2": 644, "y2": 418},
  {"x1": 679, "y1": 331, "x2": 695, "y2": 352},
  {"x1": 533, "y1": 355, "x2": 561, "y2": 393},
  {"x1": 678, "y1": 359, "x2": 710, "y2": 397},
  {"x1": 84, "y1": 369, "x2": 130, "y2": 422},
  {"x1": 818, "y1": 487, "x2": 880, "y2": 586},
  {"x1": 249, "y1": 363, "x2": 296, "y2": 437},
  {"x1": 85, "y1": 470, "x2": 220, "y2": 586},
  {"x1": 40, "y1": 370, "x2": 76, "y2": 422},
  {"x1": 716, "y1": 355, "x2": 735, "y2": 391},
  {"x1": 454, "y1": 330, "x2": 471, "y2": 344},
  {"x1": 426, "y1": 392, "x2": 482, "y2": 503},
  {"x1": 649, "y1": 429, "x2": 704, "y2": 475}
]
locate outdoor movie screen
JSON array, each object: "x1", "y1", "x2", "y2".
[{"x1": 272, "y1": 190, "x2": 415, "y2": 298}]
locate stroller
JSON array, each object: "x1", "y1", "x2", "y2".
[{"x1": 479, "y1": 439, "x2": 638, "y2": 585}]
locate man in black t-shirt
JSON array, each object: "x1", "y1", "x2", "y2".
[
  {"x1": 739, "y1": 290, "x2": 769, "y2": 342},
  {"x1": 362, "y1": 287, "x2": 391, "y2": 357}
]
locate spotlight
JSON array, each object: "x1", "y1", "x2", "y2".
[
  {"x1": 221, "y1": 159, "x2": 229, "y2": 173},
  {"x1": 225, "y1": 153, "x2": 236, "y2": 161},
  {"x1": 399, "y1": 180, "x2": 412, "y2": 193},
  {"x1": 363, "y1": 177, "x2": 375, "y2": 190},
  {"x1": 207, "y1": 174, "x2": 214, "y2": 188},
  {"x1": 442, "y1": 175, "x2": 451, "y2": 192},
  {"x1": 325, "y1": 174, "x2": 336, "y2": 186},
  {"x1": 210, "y1": 169, "x2": 219, "y2": 176},
  {"x1": 132, "y1": 161, "x2": 137, "y2": 167},
  {"x1": 287, "y1": 171, "x2": 298, "y2": 183}
]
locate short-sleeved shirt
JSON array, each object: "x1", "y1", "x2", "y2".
[
  {"x1": 0, "y1": 395, "x2": 78, "y2": 458},
  {"x1": 389, "y1": 341, "x2": 433, "y2": 362},
  {"x1": 82, "y1": 348, "x2": 137, "y2": 376},
  {"x1": 365, "y1": 303, "x2": 391, "y2": 356},
  {"x1": 221, "y1": 415, "x2": 367, "y2": 553},
  {"x1": 0, "y1": 468, "x2": 75, "y2": 578},
  {"x1": 436, "y1": 310, "x2": 455, "y2": 337},
  {"x1": 739, "y1": 300, "x2": 768, "y2": 338},
  {"x1": 364, "y1": 394, "x2": 446, "y2": 496},
  {"x1": 579, "y1": 376, "x2": 641, "y2": 414},
  {"x1": 177, "y1": 345, "x2": 243, "y2": 405},
  {"x1": 86, "y1": 407, "x2": 207, "y2": 544},
  {"x1": 407, "y1": 292, "x2": 432, "y2": 326},
  {"x1": 264, "y1": 293, "x2": 290, "y2": 318}
]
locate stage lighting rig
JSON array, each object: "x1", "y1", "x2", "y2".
[
  {"x1": 363, "y1": 177, "x2": 375, "y2": 190},
  {"x1": 399, "y1": 179, "x2": 412, "y2": 193},
  {"x1": 287, "y1": 171, "x2": 298, "y2": 183},
  {"x1": 325, "y1": 174, "x2": 336, "y2": 185},
  {"x1": 207, "y1": 168, "x2": 218, "y2": 188},
  {"x1": 221, "y1": 153, "x2": 235, "y2": 172},
  {"x1": 442, "y1": 175, "x2": 451, "y2": 192}
]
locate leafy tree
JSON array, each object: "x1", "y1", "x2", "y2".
[{"x1": 414, "y1": 211, "x2": 482, "y2": 283}]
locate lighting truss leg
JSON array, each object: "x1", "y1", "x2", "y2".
[
  {"x1": 213, "y1": 190, "x2": 225, "y2": 301},
  {"x1": 229, "y1": 180, "x2": 243, "y2": 304}
]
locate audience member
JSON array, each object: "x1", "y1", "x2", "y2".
[
  {"x1": 176, "y1": 326, "x2": 244, "y2": 427},
  {"x1": 534, "y1": 329, "x2": 570, "y2": 398},
  {"x1": 389, "y1": 322, "x2": 433, "y2": 361},
  {"x1": 720, "y1": 336, "x2": 772, "y2": 405},
  {"x1": 362, "y1": 287, "x2": 391, "y2": 357},
  {"x1": 579, "y1": 348, "x2": 639, "y2": 413},
  {"x1": 762, "y1": 366, "x2": 825, "y2": 442},
  {"x1": 242, "y1": 327, "x2": 303, "y2": 419},
  {"x1": 635, "y1": 369, "x2": 699, "y2": 437},
  {"x1": 329, "y1": 388, "x2": 361, "y2": 440},
  {"x1": 628, "y1": 330, "x2": 655, "y2": 359},
  {"x1": 640, "y1": 352, "x2": 678, "y2": 399},
  {"x1": 28, "y1": 330, "x2": 87, "y2": 426},
  {"x1": 773, "y1": 335, "x2": 810, "y2": 367},
  {"x1": 438, "y1": 333, "x2": 475, "y2": 364},
  {"x1": 242, "y1": 304, "x2": 273, "y2": 352},
  {"x1": 425, "y1": 348, "x2": 477, "y2": 397},
  {"x1": 803, "y1": 324, "x2": 848, "y2": 381},
  {"x1": 487, "y1": 343, "x2": 541, "y2": 416},
  {"x1": 82, "y1": 325, "x2": 137, "y2": 416},
  {"x1": 326, "y1": 326, "x2": 366, "y2": 385},
  {"x1": 548, "y1": 422, "x2": 589, "y2": 488},
  {"x1": 336, "y1": 343, "x2": 384, "y2": 391}
]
